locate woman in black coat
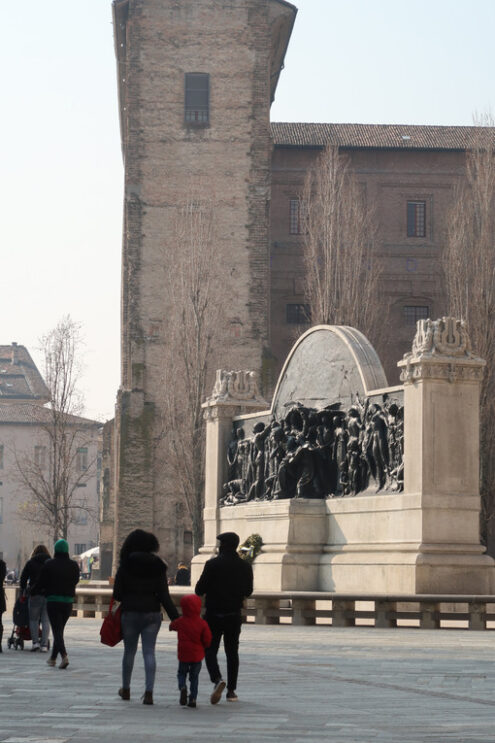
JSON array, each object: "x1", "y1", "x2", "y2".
[
  {"x1": 113, "y1": 529, "x2": 179, "y2": 705},
  {"x1": 36, "y1": 539, "x2": 80, "y2": 669},
  {"x1": 20, "y1": 544, "x2": 51, "y2": 651},
  {"x1": 0, "y1": 558, "x2": 6, "y2": 652}
]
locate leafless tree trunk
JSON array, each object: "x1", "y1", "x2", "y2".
[
  {"x1": 302, "y1": 145, "x2": 383, "y2": 344},
  {"x1": 443, "y1": 115, "x2": 495, "y2": 553},
  {"x1": 158, "y1": 192, "x2": 225, "y2": 555},
  {"x1": 14, "y1": 316, "x2": 98, "y2": 540}
]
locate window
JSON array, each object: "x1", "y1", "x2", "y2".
[
  {"x1": 34, "y1": 445, "x2": 47, "y2": 470},
  {"x1": 0, "y1": 445, "x2": 3, "y2": 469},
  {"x1": 74, "y1": 543, "x2": 86, "y2": 555},
  {"x1": 286, "y1": 303, "x2": 311, "y2": 324},
  {"x1": 73, "y1": 502, "x2": 88, "y2": 526},
  {"x1": 184, "y1": 531, "x2": 193, "y2": 545},
  {"x1": 403, "y1": 305, "x2": 429, "y2": 326},
  {"x1": 185, "y1": 73, "x2": 209, "y2": 125},
  {"x1": 77, "y1": 448, "x2": 88, "y2": 472},
  {"x1": 289, "y1": 198, "x2": 304, "y2": 234},
  {"x1": 407, "y1": 201, "x2": 426, "y2": 237}
]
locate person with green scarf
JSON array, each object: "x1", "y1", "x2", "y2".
[{"x1": 35, "y1": 539, "x2": 79, "y2": 668}]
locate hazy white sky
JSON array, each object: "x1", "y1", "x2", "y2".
[{"x1": 1, "y1": 0, "x2": 494, "y2": 421}]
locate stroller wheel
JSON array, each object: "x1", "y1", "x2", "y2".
[
  {"x1": 18, "y1": 639, "x2": 24, "y2": 650},
  {"x1": 7, "y1": 638, "x2": 12, "y2": 649}
]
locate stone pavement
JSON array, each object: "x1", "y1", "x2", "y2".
[{"x1": 1, "y1": 616, "x2": 495, "y2": 743}]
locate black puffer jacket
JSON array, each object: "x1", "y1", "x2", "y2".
[
  {"x1": 195, "y1": 550, "x2": 253, "y2": 615},
  {"x1": 113, "y1": 552, "x2": 179, "y2": 619},
  {"x1": 35, "y1": 553, "x2": 80, "y2": 599},
  {"x1": 20, "y1": 553, "x2": 51, "y2": 596}
]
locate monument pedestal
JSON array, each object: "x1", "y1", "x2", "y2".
[{"x1": 193, "y1": 321, "x2": 495, "y2": 594}]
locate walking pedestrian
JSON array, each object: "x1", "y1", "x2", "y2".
[
  {"x1": 36, "y1": 539, "x2": 79, "y2": 669},
  {"x1": 113, "y1": 529, "x2": 179, "y2": 705},
  {"x1": 195, "y1": 531, "x2": 253, "y2": 704},
  {"x1": 20, "y1": 545, "x2": 51, "y2": 652},
  {"x1": 0, "y1": 558, "x2": 6, "y2": 652},
  {"x1": 169, "y1": 594, "x2": 212, "y2": 708}
]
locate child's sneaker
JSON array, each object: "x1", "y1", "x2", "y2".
[
  {"x1": 187, "y1": 698, "x2": 197, "y2": 708},
  {"x1": 180, "y1": 687, "x2": 187, "y2": 706},
  {"x1": 226, "y1": 690, "x2": 238, "y2": 702}
]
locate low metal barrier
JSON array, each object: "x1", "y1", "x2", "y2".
[{"x1": 72, "y1": 587, "x2": 495, "y2": 630}]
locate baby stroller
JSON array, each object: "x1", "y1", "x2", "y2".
[{"x1": 7, "y1": 594, "x2": 49, "y2": 650}]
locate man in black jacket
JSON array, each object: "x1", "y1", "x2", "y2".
[{"x1": 195, "y1": 532, "x2": 253, "y2": 704}]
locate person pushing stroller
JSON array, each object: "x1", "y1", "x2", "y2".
[{"x1": 169, "y1": 594, "x2": 212, "y2": 708}]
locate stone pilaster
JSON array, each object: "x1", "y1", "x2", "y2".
[
  {"x1": 191, "y1": 370, "x2": 268, "y2": 581},
  {"x1": 398, "y1": 317, "x2": 494, "y2": 592}
]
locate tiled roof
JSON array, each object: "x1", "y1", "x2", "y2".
[
  {"x1": 271, "y1": 122, "x2": 494, "y2": 150},
  {"x1": 0, "y1": 344, "x2": 50, "y2": 401},
  {"x1": 0, "y1": 402, "x2": 100, "y2": 427}
]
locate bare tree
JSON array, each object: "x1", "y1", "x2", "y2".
[
  {"x1": 158, "y1": 193, "x2": 225, "y2": 554},
  {"x1": 443, "y1": 115, "x2": 495, "y2": 553},
  {"x1": 14, "y1": 316, "x2": 99, "y2": 540},
  {"x1": 302, "y1": 145, "x2": 382, "y2": 343}
]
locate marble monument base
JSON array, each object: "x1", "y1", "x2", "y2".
[{"x1": 192, "y1": 494, "x2": 495, "y2": 594}]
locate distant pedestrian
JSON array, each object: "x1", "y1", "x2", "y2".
[
  {"x1": 169, "y1": 594, "x2": 212, "y2": 708},
  {"x1": 175, "y1": 562, "x2": 191, "y2": 586},
  {"x1": 20, "y1": 545, "x2": 51, "y2": 652},
  {"x1": 113, "y1": 529, "x2": 179, "y2": 705},
  {"x1": 195, "y1": 532, "x2": 253, "y2": 703},
  {"x1": 36, "y1": 539, "x2": 80, "y2": 669},
  {"x1": 0, "y1": 558, "x2": 6, "y2": 652}
]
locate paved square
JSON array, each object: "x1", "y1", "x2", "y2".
[{"x1": 1, "y1": 617, "x2": 495, "y2": 742}]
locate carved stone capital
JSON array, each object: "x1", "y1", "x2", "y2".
[
  {"x1": 204, "y1": 369, "x2": 268, "y2": 407},
  {"x1": 398, "y1": 317, "x2": 485, "y2": 384}
]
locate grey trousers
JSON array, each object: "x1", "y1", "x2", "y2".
[{"x1": 29, "y1": 595, "x2": 50, "y2": 647}]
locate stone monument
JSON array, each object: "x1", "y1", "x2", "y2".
[{"x1": 191, "y1": 321, "x2": 495, "y2": 594}]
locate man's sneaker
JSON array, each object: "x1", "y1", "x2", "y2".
[
  {"x1": 40, "y1": 646, "x2": 48, "y2": 653},
  {"x1": 226, "y1": 690, "x2": 238, "y2": 702},
  {"x1": 179, "y1": 687, "x2": 187, "y2": 706},
  {"x1": 187, "y1": 698, "x2": 197, "y2": 708},
  {"x1": 46, "y1": 658, "x2": 56, "y2": 667},
  {"x1": 118, "y1": 688, "x2": 130, "y2": 700},
  {"x1": 31, "y1": 645, "x2": 40, "y2": 652},
  {"x1": 59, "y1": 655, "x2": 69, "y2": 669},
  {"x1": 210, "y1": 679, "x2": 226, "y2": 705}
]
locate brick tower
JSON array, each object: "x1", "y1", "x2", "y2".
[{"x1": 108, "y1": 0, "x2": 296, "y2": 570}]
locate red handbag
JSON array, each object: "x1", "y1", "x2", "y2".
[{"x1": 100, "y1": 599, "x2": 122, "y2": 647}]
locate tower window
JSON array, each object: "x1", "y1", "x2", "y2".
[
  {"x1": 407, "y1": 201, "x2": 426, "y2": 237},
  {"x1": 185, "y1": 73, "x2": 209, "y2": 126}
]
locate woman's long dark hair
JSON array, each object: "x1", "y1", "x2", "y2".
[
  {"x1": 31, "y1": 545, "x2": 50, "y2": 559},
  {"x1": 119, "y1": 529, "x2": 159, "y2": 565}
]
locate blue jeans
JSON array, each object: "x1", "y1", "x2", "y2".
[
  {"x1": 178, "y1": 660, "x2": 202, "y2": 701},
  {"x1": 29, "y1": 595, "x2": 50, "y2": 647},
  {"x1": 121, "y1": 611, "x2": 162, "y2": 692}
]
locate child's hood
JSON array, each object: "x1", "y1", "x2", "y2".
[{"x1": 180, "y1": 593, "x2": 202, "y2": 617}]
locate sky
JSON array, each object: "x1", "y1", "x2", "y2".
[{"x1": 1, "y1": 0, "x2": 494, "y2": 421}]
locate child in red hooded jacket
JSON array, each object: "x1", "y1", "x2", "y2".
[{"x1": 170, "y1": 594, "x2": 212, "y2": 708}]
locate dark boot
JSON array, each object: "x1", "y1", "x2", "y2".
[
  {"x1": 142, "y1": 691, "x2": 153, "y2": 705},
  {"x1": 0, "y1": 623, "x2": 3, "y2": 653}
]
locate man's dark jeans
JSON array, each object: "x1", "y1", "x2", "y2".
[
  {"x1": 47, "y1": 601, "x2": 72, "y2": 660},
  {"x1": 204, "y1": 612, "x2": 242, "y2": 692}
]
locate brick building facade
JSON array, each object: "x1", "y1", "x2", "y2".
[{"x1": 106, "y1": 0, "x2": 484, "y2": 573}]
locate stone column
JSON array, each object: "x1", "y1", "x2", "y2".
[
  {"x1": 398, "y1": 317, "x2": 495, "y2": 593},
  {"x1": 190, "y1": 370, "x2": 268, "y2": 582}
]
